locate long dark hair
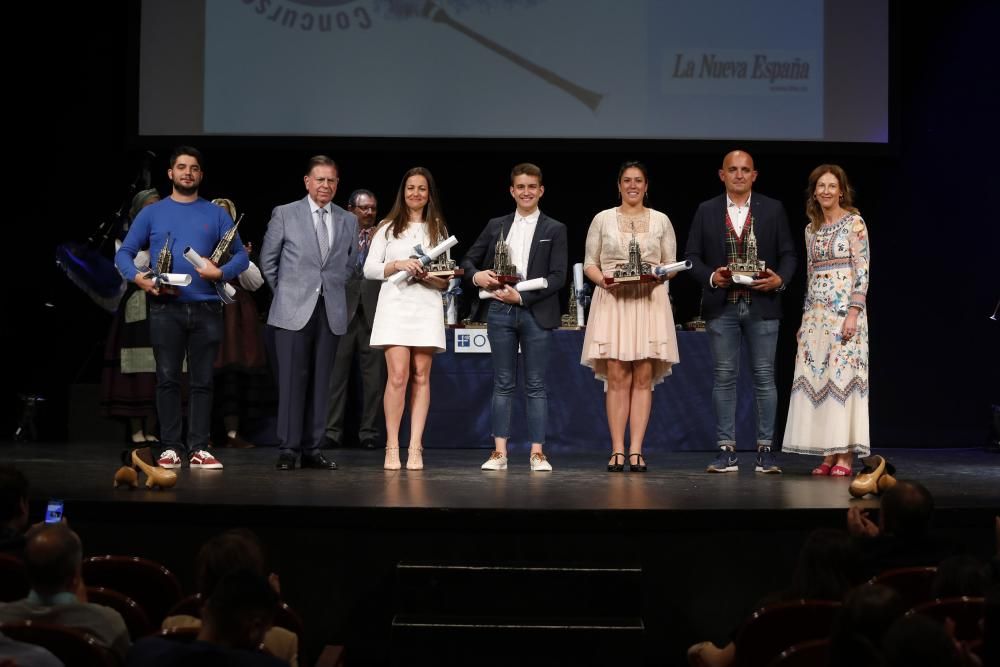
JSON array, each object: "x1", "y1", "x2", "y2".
[
  {"x1": 806, "y1": 164, "x2": 859, "y2": 232},
  {"x1": 379, "y1": 167, "x2": 447, "y2": 245}
]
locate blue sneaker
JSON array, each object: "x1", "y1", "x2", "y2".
[
  {"x1": 707, "y1": 448, "x2": 738, "y2": 473},
  {"x1": 755, "y1": 447, "x2": 782, "y2": 474}
]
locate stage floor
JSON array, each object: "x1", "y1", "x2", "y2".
[{"x1": 9, "y1": 443, "x2": 998, "y2": 513}]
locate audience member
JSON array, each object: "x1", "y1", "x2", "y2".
[
  {"x1": 0, "y1": 630, "x2": 64, "y2": 666},
  {"x1": 0, "y1": 465, "x2": 29, "y2": 556},
  {"x1": 687, "y1": 528, "x2": 863, "y2": 667},
  {"x1": 128, "y1": 570, "x2": 285, "y2": 667},
  {"x1": 828, "y1": 584, "x2": 906, "y2": 667},
  {"x1": 932, "y1": 555, "x2": 992, "y2": 600},
  {"x1": 882, "y1": 613, "x2": 962, "y2": 667},
  {"x1": 846, "y1": 480, "x2": 955, "y2": 577},
  {"x1": 0, "y1": 523, "x2": 130, "y2": 662},
  {"x1": 161, "y1": 529, "x2": 297, "y2": 666}
]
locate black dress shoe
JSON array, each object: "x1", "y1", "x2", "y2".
[
  {"x1": 301, "y1": 452, "x2": 338, "y2": 470},
  {"x1": 322, "y1": 436, "x2": 342, "y2": 449},
  {"x1": 361, "y1": 438, "x2": 377, "y2": 450},
  {"x1": 275, "y1": 453, "x2": 297, "y2": 471}
]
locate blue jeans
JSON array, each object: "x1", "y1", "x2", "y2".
[
  {"x1": 487, "y1": 301, "x2": 550, "y2": 445},
  {"x1": 148, "y1": 300, "x2": 224, "y2": 456},
  {"x1": 705, "y1": 300, "x2": 780, "y2": 448}
]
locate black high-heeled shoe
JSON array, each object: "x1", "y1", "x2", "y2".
[
  {"x1": 607, "y1": 452, "x2": 625, "y2": 472},
  {"x1": 629, "y1": 453, "x2": 647, "y2": 472}
]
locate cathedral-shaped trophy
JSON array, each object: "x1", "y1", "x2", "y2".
[
  {"x1": 424, "y1": 246, "x2": 464, "y2": 280},
  {"x1": 561, "y1": 289, "x2": 581, "y2": 329},
  {"x1": 491, "y1": 235, "x2": 521, "y2": 285},
  {"x1": 606, "y1": 231, "x2": 656, "y2": 285},
  {"x1": 726, "y1": 225, "x2": 766, "y2": 281}
]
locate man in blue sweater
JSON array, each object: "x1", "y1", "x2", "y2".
[{"x1": 115, "y1": 146, "x2": 248, "y2": 470}]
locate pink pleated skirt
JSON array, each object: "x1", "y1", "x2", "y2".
[{"x1": 581, "y1": 281, "x2": 679, "y2": 387}]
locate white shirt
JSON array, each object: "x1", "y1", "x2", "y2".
[
  {"x1": 308, "y1": 196, "x2": 334, "y2": 248},
  {"x1": 504, "y1": 209, "x2": 540, "y2": 278},
  {"x1": 727, "y1": 193, "x2": 752, "y2": 237}
]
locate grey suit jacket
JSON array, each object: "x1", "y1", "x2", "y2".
[{"x1": 260, "y1": 196, "x2": 359, "y2": 334}]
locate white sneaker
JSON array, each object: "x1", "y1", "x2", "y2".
[
  {"x1": 529, "y1": 453, "x2": 552, "y2": 472},
  {"x1": 157, "y1": 449, "x2": 182, "y2": 469},
  {"x1": 189, "y1": 450, "x2": 223, "y2": 469},
  {"x1": 481, "y1": 451, "x2": 508, "y2": 470}
]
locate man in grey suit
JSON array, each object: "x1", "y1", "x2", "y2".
[
  {"x1": 261, "y1": 156, "x2": 358, "y2": 470},
  {"x1": 324, "y1": 189, "x2": 386, "y2": 450}
]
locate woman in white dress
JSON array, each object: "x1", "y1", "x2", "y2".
[
  {"x1": 363, "y1": 167, "x2": 449, "y2": 470},
  {"x1": 782, "y1": 164, "x2": 870, "y2": 476}
]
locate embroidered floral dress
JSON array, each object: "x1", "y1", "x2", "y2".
[{"x1": 783, "y1": 213, "x2": 870, "y2": 456}]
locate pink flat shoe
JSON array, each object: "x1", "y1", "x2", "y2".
[
  {"x1": 830, "y1": 465, "x2": 852, "y2": 477},
  {"x1": 811, "y1": 463, "x2": 832, "y2": 476}
]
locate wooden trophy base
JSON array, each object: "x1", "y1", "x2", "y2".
[
  {"x1": 427, "y1": 268, "x2": 465, "y2": 279},
  {"x1": 495, "y1": 274, "x2": 520, "y2": 285},
  {"x1": 605, "y1": 274, "x2": 657, "y2": 285}
]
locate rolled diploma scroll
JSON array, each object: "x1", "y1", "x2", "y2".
[
  {"x1": 478, "y1": 277, "x2": 548, "y2": 300},
  {"x1": 140, "y1": 266, "x2": 192, "y2": 287},
  {"x1": 156, "y1": 273, "x2": 193, "y2": 287},
  {"x1": 573, "y1": 263, "x2": 586, "y2": 326},
  {"x1": 652, "y1": 259, "x2": 693, "y2": 277},
  {"x1": 731, "y1": 273, "x2": 755, "y2": 285},
  {"x1": 183, "y1": 247, "x2": 237, "y2": 299},
  {"x1": 388, "y1": 235, "x2": 459, "y2": 286}
]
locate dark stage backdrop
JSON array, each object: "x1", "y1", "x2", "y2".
[{"x1": 8, "y1": 2, "x2": 997, "y2": 449}]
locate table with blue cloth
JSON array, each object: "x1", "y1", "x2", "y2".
[{"x1": 424, "y1": 329, "x2": 755, "y2": 451}]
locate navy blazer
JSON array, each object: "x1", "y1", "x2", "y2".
[
  {"x1": 684, "y1": 192, "x2": 797, "y2": 320},
  {"x1": 460, "y1": 212, "x2": 568, "y2": 329},
  {"x1": 344, "y1": 243, "x2": 382, "y2": 330}
]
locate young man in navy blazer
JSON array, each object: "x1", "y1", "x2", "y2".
[
  {"x1": 461, "y1": 164, "x2": 567, "y2": 472},
  {"x1": 685, "y1": 150, "x2": 797, "y2": 474}
]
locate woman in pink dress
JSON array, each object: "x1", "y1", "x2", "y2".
[{"x1": 581, "y1": 162, "x2": 680, "y2": 472}]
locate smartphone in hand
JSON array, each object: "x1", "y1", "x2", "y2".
[{"x1": 44, "y1": 499, "x2": 64, "y2": 524}]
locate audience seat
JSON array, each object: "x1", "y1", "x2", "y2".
[
  {"x1": 82, "y1": 555, "x2": 182, "y2": 627},
  {"x1": 869, "y1": 566, "x2": 938, "y2": 610},
  {"x1": 87, "y1": 585, "x2": 152, "y2": 640},
  {"x1": 768, "y1": 638, "x2": 830, "y2": 667},
  {"x1": 733, "y1": 599, "x2": 841, "y2": 667},
  {"x1": 0, "y1": 620, "x2": 117, "y2": 667},
  {"x1": 0, "y1": 553, "x2": 29, "y2": 602},
  {"x1": 908, "y1": 596, "x2": 985, "y2": 641}
]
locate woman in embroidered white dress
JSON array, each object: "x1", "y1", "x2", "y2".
[
  {"x1": 782, "y1": 165, "x2": 870, "y2": 476},
  {"x1": 581, "y1": 162, "x2": 680, "y2": 473},
  {"x1": 364, "y1": 167, "x2": 449, "y2": 471}
]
